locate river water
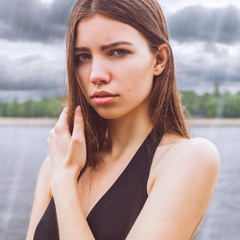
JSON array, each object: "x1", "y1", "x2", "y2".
[{"x1": 0, "y1": 125, "x2": 239, "y2": 240}]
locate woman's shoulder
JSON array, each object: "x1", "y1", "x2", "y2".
[
  {"x1": 156, "y1": 133, "x2": 220, "y2": 165},
  {"x1": 149, "y1": 134, "x2": 220, "y2": 187},
  {"x1": 169, "y1": 136, "x2": 220, "y2": 165}
]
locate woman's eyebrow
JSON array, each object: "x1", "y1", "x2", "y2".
[
  {"x1": 74, "y1": 47, "x2": 90, "y2": 52},
  {"x1": 100, "y1": 41, "x2": 133, "y2": 51},
  {"x1": 74, "y1": 41, "x2": 133, "y2": 52}
]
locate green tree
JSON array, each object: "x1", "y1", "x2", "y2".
[
  {"x1": 204, "y1": 97, "x2": 218, "y2": 118},
  {"x1": 180, "y1": 90, "x2": 198, "y2": 116}
]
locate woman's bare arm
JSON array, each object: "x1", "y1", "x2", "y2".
[
  {"x1": 45, "y1": 106, "x2": 95, "y2": 240},
  {"x1": 126, "y1": 137, "x2": 220, "y2": 240},
  {"x1": 51, "y1": 168, "x2": 95, "y2": 240},
  {"x1": 26, "y1": 106, "x2": 95, "y2": 240},
  {"x1": 26, "y1": 156, "x2": 52, "y2": 240}
]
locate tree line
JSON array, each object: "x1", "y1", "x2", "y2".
[
  {"x1": 0, "y1": 89, "x2": 240, "y2": 118},
  {"x1": 0, "y1": 97, "x2": 64, "y2": 118},
  {"x1": 181, "y1": 87, "x2": 240, "y2": 118}
]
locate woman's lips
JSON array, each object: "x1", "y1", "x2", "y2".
[
  {"x1": 93, "y1": 96, "x2": 116, "y2": 104},
  {"x1": 91, "y1": 91, "x2": 118, "y2": 104}
]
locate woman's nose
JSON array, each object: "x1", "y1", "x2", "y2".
[{"x1": 90, "y1": 59, "x2": 111, "y2": 85}]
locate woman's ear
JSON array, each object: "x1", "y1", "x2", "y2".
[{"x1": 153, "y1": 44, "x2": 169, "y2": 76}]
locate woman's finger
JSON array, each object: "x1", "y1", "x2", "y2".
[
  {"x1": 72, "y1": 106, "x2": 85, "y2": 142},
  {"x1": 55, "y1": 107, "x2": 69, "y2": 131}
]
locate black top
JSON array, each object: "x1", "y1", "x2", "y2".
[{"x1": 34, "y1": 129, "x2": 163, "y2": 240}]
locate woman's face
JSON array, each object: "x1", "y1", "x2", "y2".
[{"x1": 74, "y1": 14, "x2": 157, "y2": 120}]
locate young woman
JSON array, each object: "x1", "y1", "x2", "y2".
[{"x1": 27, "y1": 0, "x2": 220, "y2": 239}]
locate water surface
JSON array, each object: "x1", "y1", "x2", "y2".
[{"x1": 0, "y1": 125, "x2": 239, "y2": 240}]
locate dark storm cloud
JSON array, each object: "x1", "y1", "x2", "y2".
[
  {"x1": 168, "y1": 5, "x2": 240, "y2": 44},
  {"x1": 179, "y1": 65, "x2": 240, "y2": 84},
  {"x1": 0, "y1": 88, "x2": 65, "y2": 103},
  {"x1": 1, "y1": 1, "x2": 240, "y2": 45},
  {"x1": 175, "y1": 50, "x2": 240, "y2": 92},
  {"x1": 0, "y1": 53, "x2": 66, "y2": 91},
  {"x1": 0, "y1": 0, "x2": 76, "y2": 43}
]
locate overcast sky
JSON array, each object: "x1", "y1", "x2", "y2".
[{"x1": 0, "y1": 0, "x2": 239, "y2": 103}]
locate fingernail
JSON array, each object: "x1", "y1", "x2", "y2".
[{"x1": 76, "y1": 106, "x2": 81, "y2": 114}]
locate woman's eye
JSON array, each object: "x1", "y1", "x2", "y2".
[
  {"x1": 111, "y1": 49, "x2": 130, "y2": 57},
  {"x1": 76, "y1": 54, "x2": 91, "y2": 63}
]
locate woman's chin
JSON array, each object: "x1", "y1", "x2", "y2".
[
  {"x1": 96, "y1": 112, "x2": 121, "y2": 120},
  {"x1": 94, "y1": 108, "x2": 126, "y2": 120}
]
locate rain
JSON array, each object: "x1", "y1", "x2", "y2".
[{"x1": 0, "y1": 0, "x2": 240, "y2": 239}]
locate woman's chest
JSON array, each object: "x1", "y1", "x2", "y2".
[
  {"x1": 77, "y1": 168, "x2": 115, "y2": 219},
  {"x1": 78, "y1": 162, "x2": 153, "y2": 240},
  {"x1": 77, "y1": 158, "x2": 155, "y2": 219}
]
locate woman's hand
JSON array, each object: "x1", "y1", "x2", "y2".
[{"x1": 47, "y1": 106, "x2": 86, "y2": 180}]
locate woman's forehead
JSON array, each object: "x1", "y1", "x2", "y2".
[{"x1": 75, "y1": 14, "x2": 148, "y2": 48}]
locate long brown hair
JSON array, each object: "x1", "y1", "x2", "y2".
[{"x1": 64, "y1": 0, "x2": 190, "y2": 170}]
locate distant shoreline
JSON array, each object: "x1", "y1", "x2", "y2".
[
  {"x1": 0, "y1": 117, "x2": 240, "y2": 126},
  {"x1": 186, "y1": 118, "x2": 240, "y2": 126},
  {"x1": 0, "y1": 118, "x2": 58, "y2": 126}
]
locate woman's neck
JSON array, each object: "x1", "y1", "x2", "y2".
[{"x1": 105, "y1": 106, "x2": 153, "y2": 162}]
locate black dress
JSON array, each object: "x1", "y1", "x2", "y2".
[{"x1": 34, "y1": 129, "x2": 163, "y2": 240}]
